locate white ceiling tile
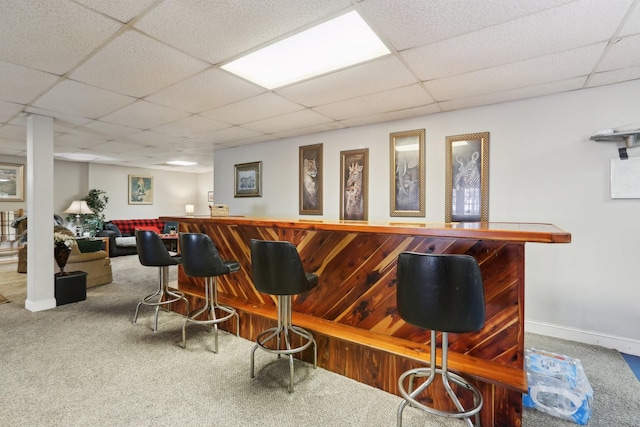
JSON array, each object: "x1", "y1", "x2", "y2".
[
  {"x1": 0, "y1": 60, "x2": 59, "y2": 104},
  {"x1": 402, "y1": 0, "x2": 631, "y2": 81},
  {"x1": 0, "y1": 0, "x2": 121, "y2": 75},
  {"x1": 241, "y1": 109, "x2": 333, "y2": 134},
  {"x1": 424, "y1": 44, "x2": 606, "y2": 101},
  {"x1": 74, "y1": 0, "x2": 157, "y2": 23},
  {"x1": 145, "y1": 68, "x2": 265, "y2": 113},
  {"x1": 0, "y1": 136, "x2": 26, "y2": 152},
  {"x1": 339, "y1": 104, "x2": 441, "y2": 128},
  {"x1": 0, "y1": 124, "x2": 25, "y2": 140},
  {"x1": 619, "y1": 2, "x2": 640, "y2": 36},
  {"x1": 70, "y1": 30, "x2": 209, "y2": 98},
  {"x1": 150, "y1": 115, "x2": 230, "y2": 137},
  {"x1": 31, "y1": 80, "x2": 136, "y2": 119},
  {"x1": 90, "y1": 140, "x2": 146, "y2": 154},
  {"x1": 587, "y1": 66, "x2": 640, "y2": 88},
  {"x1": 134, "y1": 0, "x2": 352, "y2": 63},
  {"x1": 313, "y1": 84, "x2": 434, "y2": 120},
  {"x1": 83, "y1": 120, "x2": 141, "y2": 138},
  {"x1": 276, "y1": 55, "x2": 417, "y2": 106},
  {"x1": 101, "y1": 100, "x2": 189, "y2": 129},
  {"x1": 597, "y1": 34, "x2": 640, "y2": 72},
  {"x1": 124, "y1": 130, "x2": 184, "y2": 145},
  {"x1": 21, "y1": 106, "x2": 94, "y2": 130},
  {"x1": 201, "y1": 92, "x2": 304, "y2": 125},
  {"x1": 0, "y1": 101, "x2": 24, "y2": 123},
  {"x1": 271, "y1": 122, "x2": 347, "y2": 140},
  {"x1": 184, "y1": 127, "x2": 265, "y2": 145},
  {"x1": 439, "y1": 77, "x2": 586, "y2": 112},
  {"x1": 360, "y1": 0, "x2": 576, "y2": 50},
  {"x1": 55, "y1": 133, "x2": 110, "y2": 149}
]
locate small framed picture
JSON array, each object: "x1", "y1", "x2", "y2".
[
  {"x1": 299, "y1": 143, "x2": 323, "y2": 215},
  {"x1": 234, "y1": 161, "x2": 262, "y2": 197},
  {"x1": 445, "y1": 132, "x2": 489, "y2": 222},
  {"x1": 208, "y1": 191, "x2": 214, "y2": 202},
  {"x1": 0, "y1": 163, "x2": 25, "y2": 201},
  {"x1": 128, "y1": 175, "x2": 153, "y2": 205},
  {"x1": 390, "y1": 129, "x2": 425, "y2": 217},
  {"x1": 340, "y1": 148, "x2": 368, "y2": 221}
]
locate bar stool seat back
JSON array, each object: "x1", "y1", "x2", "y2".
[
  {"x1": 249, "y1": 239, "x2": 318, "y2": 392},
  {"x1": 133, "y1": 229, "x2": 189, "y2": 332},
  {"x1": 179, "y1": 232, "x2": 240, "y2": 353},
  {"x1": 396, "y1": 252, "x2": 485, "y2": 427}
]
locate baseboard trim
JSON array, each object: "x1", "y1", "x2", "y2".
[
  {"x1": 525, "y1": 320, "x2": 640, "y2": 357},
  {"x1": 25, "y1": 298, "x2": 56, "y2": 312}
]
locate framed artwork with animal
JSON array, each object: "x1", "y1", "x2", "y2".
[
  {"x1": 299, "y1": 144, "x2": 323, "y2": 215},
  {"x1": 340, "y1": 148, "x2": 368, "y2": 221},
  {"x1": 445, "y1": 132, "x2": 490, "y2": 222},
  {"x1": 390, "y1": 129, "x2": 425, "y2": 217}
]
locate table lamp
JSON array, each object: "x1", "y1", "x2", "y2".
[
  {"x1": 185, "y1": 204, "x2": 194, "y2": 216},
  {"x1": 64, "y1": 200, "x2": 94, "y2": 236}
]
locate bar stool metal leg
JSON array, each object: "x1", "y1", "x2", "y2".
[
  {"x1": 133, "y1": 265, "x2": 189, "y2": 332},
  {"x1": 397, "y1": 331, "x2": 483, "y2": 427},
  {"x1": 182, "y1": 276, "x2": 239, "y2": 352},
  {"x1": 250, "y1": 295, "x2": 317, "y2": 393}
]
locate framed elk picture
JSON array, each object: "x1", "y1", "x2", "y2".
[
  {"x1": 299, "y1": 144, "x2": 323, "y2": 215},
  {"x1": 445, "y1": 132, "x2": 489, "y2": 222},
  {"x1": 390, "y1": 129, "x2": 425, "y2": 217},
  {"x1": 340, "y1": 148, "x2": 368, "y2": 221}
]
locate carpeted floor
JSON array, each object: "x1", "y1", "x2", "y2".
[{"x1": 1, "y1": 256, "x2": 639, "y2": 426}]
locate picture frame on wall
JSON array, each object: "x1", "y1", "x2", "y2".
[
  {"x1": 445, "y1": 132, "x2": 490, "y2": 222},
  {"x1": 340, "y1": 148, "x2": 368, "y2": 221},
  {"x1": 234, "y1": 161, "x2": 262, "y2": 197},
  {"x1": 390, "y1": 129, "x2": 425, "y2": 217},
  {"x1": 128, "y1": 175, "x2": 154, "y2": 205},
  {"x1": 0, "y1": 163, "x2": 25, "y2": 201},
  {"x1": 208, "y1": 191, "x2": 214, "y2": 202},
  {"x1": 299, "y1": 143, "x2": 323, "y2": 215}
]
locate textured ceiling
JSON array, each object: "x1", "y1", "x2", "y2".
[{"x1": 0, "y1": 0, "x2": 639, "y2": 173}]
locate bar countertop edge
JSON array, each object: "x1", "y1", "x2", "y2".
[{"x1": 161, "y1": 216, "x2": 571, "y2": 244}]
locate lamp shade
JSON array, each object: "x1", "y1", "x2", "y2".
[{"x1": 64, "y1": 200, "x2": 94, "y2": 214}]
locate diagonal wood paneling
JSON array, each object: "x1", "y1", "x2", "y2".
[
  {"x1": 180, "y1": 222, "x2": 525, "y2": 367},
  {"x1": 166, "y1": 217, "x2": 567, "y2": 427}
]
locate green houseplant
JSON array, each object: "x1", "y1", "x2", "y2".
[{"x1": 66, "y1": 189, "x2": 109, "y2": 237}]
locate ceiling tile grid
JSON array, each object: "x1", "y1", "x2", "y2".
[{"x1": 0, "y1": 0, "x2": 638, "y2": 172}]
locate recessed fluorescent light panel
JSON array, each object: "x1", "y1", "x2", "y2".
[
  {"x1": 222, "y1": 10, "x2": 390, "y2": 89},
  {"x1": 166, "y1": 161, "x2": 197, "y2": 166}
]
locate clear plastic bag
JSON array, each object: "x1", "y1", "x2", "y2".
[{"x1": 523, "y1": 348, "x2": 593, "y2": 425}]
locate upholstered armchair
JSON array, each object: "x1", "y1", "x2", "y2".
[{"x1": 17, "y1": 227, "x2": 113, "y2": 288}]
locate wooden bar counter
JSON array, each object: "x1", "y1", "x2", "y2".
[{"x1": 161, "y1": 216, "x2": 570, "y2": 427}]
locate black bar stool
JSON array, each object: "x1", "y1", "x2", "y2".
[
  {"x1": 249, "y1": 239, "x2": 318, "y2": 393},
  {"x1": 179, "y1": 232, "x2": 240, "y2": 353},
  {"x1": 133, "y1": 229, "x2": 189, "y2": 332},
  {"x1": 396, "y1": 252, "x2": 485, "y2": 427}
]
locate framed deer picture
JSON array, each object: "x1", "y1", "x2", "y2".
[
  {"x1": 299, "y1": 144, "x2": 323, "y2": 215},
  {"x1": 340, "y1": 148, "x2": 368, "y2": 221},
  {"x1": 445, "y1": 132, "x2": 489, "y2": 222}
]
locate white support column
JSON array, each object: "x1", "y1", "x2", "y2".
[{"x1": 25, "y1": 114, "x2": 56, "y2": 312}]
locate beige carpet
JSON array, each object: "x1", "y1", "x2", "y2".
[{"x1": 0, "y1": 262, "x2": 24, "y2": 304}]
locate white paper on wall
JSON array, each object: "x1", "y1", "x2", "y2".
[{"x1": 610, "y1": 157, "x2": 640, "y2": 198}]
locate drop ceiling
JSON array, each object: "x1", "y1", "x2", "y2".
[{"x1": 0, "y1": 0, "x2": 639, "y2": 173}]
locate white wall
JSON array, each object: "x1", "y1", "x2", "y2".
[
  {"x1": 1, "y1": 156, "x2": 211, "y2": 222},
  {"x1": 214, "y1": 79, "x2": 640, "y2": 355}
]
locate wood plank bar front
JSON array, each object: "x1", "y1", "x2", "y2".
[{"x1": 161, "y1": 216, "x2": 570, "y2": 427}]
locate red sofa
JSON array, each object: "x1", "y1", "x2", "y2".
[{"x1": 98, "y1": 219, "x2": 169, "y2": 257}]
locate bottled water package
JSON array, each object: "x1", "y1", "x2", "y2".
[{"x1": 523, "y1": 348, "x2": 593, "y2": 424}]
